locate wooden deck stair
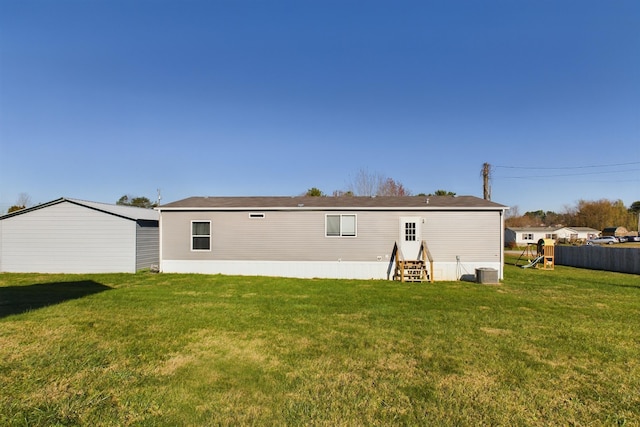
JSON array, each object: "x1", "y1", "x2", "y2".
[
  {"x1": 388, "y1": 241, "x2": 434, "y2": 283},
  {"x1": 395, "y1": 259, "x2": 428, "y2": 282}
]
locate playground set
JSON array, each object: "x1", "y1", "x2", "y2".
[{"x1": 516, "y1": 238, "x2": 555, "y2": 270}]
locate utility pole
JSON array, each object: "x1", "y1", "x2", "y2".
[{"x1": 482, "y1": 163, "x2": 492, "y2": 200}]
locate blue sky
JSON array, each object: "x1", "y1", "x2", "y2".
[{"x1": 1, "y1": 0, "x2": 638, "y2": 214}]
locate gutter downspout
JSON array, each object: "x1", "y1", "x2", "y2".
[
  {"x1": 500, "y1": 209, "x2": 506, "y2": 280},
  {"x1": 158, "y1": 209, "x2": 163, "y2": 273}
]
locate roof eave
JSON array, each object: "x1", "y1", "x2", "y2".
[{"x1": 157, "y1": 206, "x2": 509, "y2": 212}]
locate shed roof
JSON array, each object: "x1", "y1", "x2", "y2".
[
  {"x1": 159, "y1": 195, "x2": 508, "y2": 211},
  {"x1": 507, "y1": 226, "x2": 600, "y2": 233},
  {"x1": 564, "y1": 226, "x2": 600, "y2": 233},
  {"x1": 0, "y1": 198, "x2": 159, "y2": 221},
  {"x1": 506, "y1": 226, "x2": 559, "y2": 233}
]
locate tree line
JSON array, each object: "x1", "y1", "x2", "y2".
[
  {"x1": 5, "y1": 169, "x2": 638, "y2": 233},
  {"x1": 506, "y1": 199, "x2": 640, "y2": 232},
  {"x1": 304, "y1": 169, "x2": 455, "y2": 198}
]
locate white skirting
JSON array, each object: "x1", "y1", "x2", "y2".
[
  {"x1": 161, "y1": 260, "x2": 503, "y2": 281},
  {"x1": 161, "y1": 260, "x2": 390, "y2": 280}
]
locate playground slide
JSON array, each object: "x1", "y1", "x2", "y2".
[{"x1": 521, "y1": 255, "x2": 544, "y2": 269}]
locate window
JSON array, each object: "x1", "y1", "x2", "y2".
[
  {"x1": 326, "y1": 214, "x2": 356, "y2": 237},
  {"x1": 192, "y1": 221, "x2": 211, "y2": 250},
  {"x1": 405, "y1": 222, "x2": 416, "y2": 241},
  {"x1": 522, "y1": 233, "x2": 534, "y2": 240}
]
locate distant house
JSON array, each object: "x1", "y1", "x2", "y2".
[
  {"x1": 0, "y1": 198, "x2": 159, "y2": 273},
  {"x1": 157, "y1": 195, "x2": 508, "y2": 281},
  {"x1": 504, "y1": 226, "x2": 599, "y2": 246},
  {"x1": 563, "y1": 227, "x2": 600, "y2": 241}
]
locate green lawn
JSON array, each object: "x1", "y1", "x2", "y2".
[{"x1": 1, "y1": 263, "x2": 638, "y2": 426}]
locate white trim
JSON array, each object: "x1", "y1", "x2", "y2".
[
  {"x1": 191, "y1": 220, "x2": 212, "y2": 251},
  {"x1": 160, "y1": 259, "x2": 503, "y2": 281},
  {"x1": 159, "y1": 206, "x2": 509, "y2": 212},
  {"x1": 159, "y1": 212, "x2": 163, "y2": 272},
  {"x1": 163, "y1": 260, "x2": 389, "y2": 279}
]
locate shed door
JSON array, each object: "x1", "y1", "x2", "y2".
[{"x1": 399, "y1": 217, "x2": 421, "y2": 259}]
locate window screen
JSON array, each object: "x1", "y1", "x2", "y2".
[
  {"x1": 341, "y1": 215, "x2": 356, "y2": 236},
  {"x1": 326, "y1": 215, "x2": 341, "y2": 236}
]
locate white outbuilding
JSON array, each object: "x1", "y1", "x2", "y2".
[{"x1": 0, "y1": 198, "x2": 159, "y2": 273}]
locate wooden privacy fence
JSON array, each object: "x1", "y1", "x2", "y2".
[{"x1": 555, "y1": 246, "x2": 640, "y2": 275}]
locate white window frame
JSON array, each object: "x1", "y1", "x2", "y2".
[
  {"x1": 191, "y1": 220, "x2": 211, "y2": 251},
  {"x1": 325, "y1": 214, "x2": 357, "y2": 237}
]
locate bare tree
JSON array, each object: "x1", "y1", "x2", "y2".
[
  {"x1": 347, "y1": 169, "x2": 384, "y2": 196},
  {"x1": 17, "y1": 193, "x2": 31, "y2": 207},
  {"x1": 504, "y1": 205, "x2": 533, "y2": 227},
  {"x1": 346, "y1": 169, "x2": 411, "y2": 196}
]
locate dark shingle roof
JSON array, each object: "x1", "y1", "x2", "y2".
[{"x1": 159, "y1": 195, "x2": 507, "y2": 210}]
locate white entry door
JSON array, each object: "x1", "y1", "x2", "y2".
[{"x1": 399, "y1": 217, "x2": 421, "y2": 259}]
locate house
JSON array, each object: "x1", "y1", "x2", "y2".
[
  {"x1": 505, "y1": 226, "x2": 599, "y2": 246},
  {"x1": 505, "y1": 227, "x2": 560, "y2": 247},
  {"x1": 157, "y1": 195, "x2": 508, "y2": 281},
  {"x1": 0, "y1": 198, "x2": 159, "y2": 273},
  {"x1": 563, "y1": 227, "x2": 600, "y2": 241}
]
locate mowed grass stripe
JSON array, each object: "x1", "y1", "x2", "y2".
[{"x1": 0, "y1": 265, "x2": 638, "y2": 426}]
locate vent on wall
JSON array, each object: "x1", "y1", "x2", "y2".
[{"x1": 249, "y1": 213, "x2": 265, "y2": 219}]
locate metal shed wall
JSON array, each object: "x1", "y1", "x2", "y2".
[
  {"x1": 0, "y1": 201, "x2": 137, "y2": 273},
  {"x1": 136, "y1": 220, "x2": 160, "y2": 271}
]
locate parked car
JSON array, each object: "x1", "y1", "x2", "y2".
[{"x1": 586, "y1": 236, "x2": 618, "y2": 245}]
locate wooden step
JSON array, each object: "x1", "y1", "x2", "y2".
[{"x1": 394, "y1": 260, "x2": 428, "y2": 282}]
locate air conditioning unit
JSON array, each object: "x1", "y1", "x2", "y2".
[{"x1": 476, "y1": 268, "x2": 499, "y2": 284}]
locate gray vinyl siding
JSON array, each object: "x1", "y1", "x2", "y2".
[
  {"x1": 136, "y1": 220, "x2": 160, "y2": 271},
  {"x1": 423, "y1": 211, "x2": 501, "y2": 262},
  {"x1": 0, "y1": 201, "x2": 136, "y2": 273},
  {"x1": 161, "y1": 209, "x2": 502, "y2": 263}
]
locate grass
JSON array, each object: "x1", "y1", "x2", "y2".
[{"x1": 1, "y1": 263, "x2": 639, "y2": 426}]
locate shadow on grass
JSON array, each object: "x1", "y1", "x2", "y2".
[{"x1": 0, "y1": 281, "x2": 112, "y2": 319}]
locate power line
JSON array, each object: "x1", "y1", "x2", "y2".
[
  {"x1": 497, "y1": 168, "x2": 640, "y2": 179},
  {"x1": 494, "y1": 161, "x2": 640, "y2": 170}
]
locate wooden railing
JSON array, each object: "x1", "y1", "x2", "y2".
[
  {"x1": 388, "y1": 240, "x2": 433, "y2": 283},
  {"x1": 387, "y1": 242, "x2": 401, "y2": 280},
  {"x1": 418, "y1": 240, "x2": 434, "y2": 283}
]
